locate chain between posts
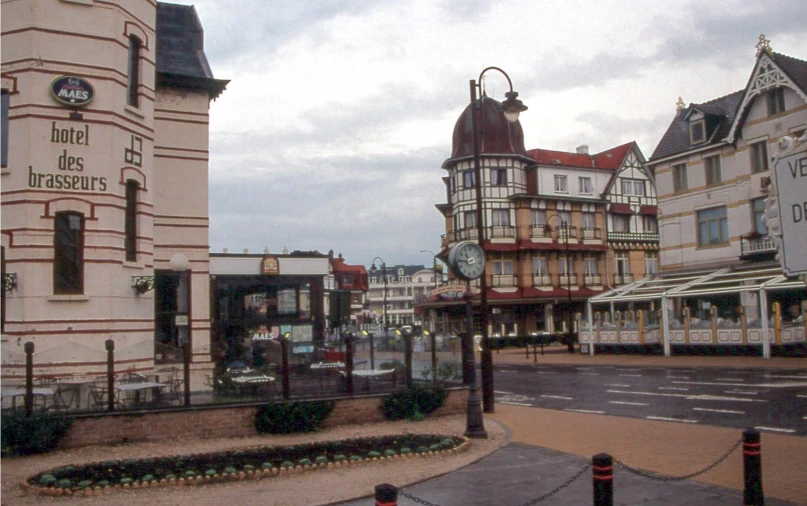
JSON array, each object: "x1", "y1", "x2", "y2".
[
  {"x1": 397, "y1": 462, "x2": 592, "y2": 506},
  {"x1": 614, "y1": 436, "x2": 743, "y2": 482}
]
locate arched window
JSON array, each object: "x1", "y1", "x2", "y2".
[
  {"x1": 54, "y1": 211, "x2": 84, "y2": 294},
  {"x1": 125, "y1": 179, "x2": 139, "y2": 261}
]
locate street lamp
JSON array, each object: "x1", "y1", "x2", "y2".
[
  {"x1": 420, "y1": 249, "x2": 440, "y2": 289},
  {"x1": 369, "y1": 257, "x2": 387, "y2": 370},
  {"x1": 469, "y1": 67, "x2": 528, "y2": 414},
  {"x1": 544, "y1": 215, "x2": 575, "y2": 354}
]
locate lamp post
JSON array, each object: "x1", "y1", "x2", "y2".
[
  {"x1": 544, "y1": 215, "x2": 575, "y2": 354},
  {"x1": 369, "y1": 257, "x2": 387, "y2": 370},
  {"x1": 469, "y1": 67, "x2": 528, "y2": 413},
  {"x1": 420, "y1": 249, "x2": 440, "y2": 289},
  {"x1": 420, "y1": 249, "x2": 440, "y2": 385},
  {"x1": 170, "y1": 253, "x2": 192, "y2": 405}
]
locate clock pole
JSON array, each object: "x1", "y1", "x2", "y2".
[{"x1": 463, "y1": 280, "x2": 487, "y2": 438}]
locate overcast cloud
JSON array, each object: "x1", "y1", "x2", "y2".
[{"x1": 168, "y1": 0, "x2": 807, "y2": 268}]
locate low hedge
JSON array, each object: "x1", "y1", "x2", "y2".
[
  {"x1": 1, "y1": 411, "x2": 74, "y2": 456},
  {"x1": 380, "y1": 385, "x2": 446, "y2": 421},
  {"x1": 254, "y1": 400, "x2": 335, "y2": 434}
]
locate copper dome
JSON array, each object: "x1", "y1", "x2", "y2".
[{"x1": 449, "y1": 96, "x2": 528, "y2": 160}]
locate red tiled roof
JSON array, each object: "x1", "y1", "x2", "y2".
[{"x1": 526, "y1": 142, "x2": 634, "y2": 171}]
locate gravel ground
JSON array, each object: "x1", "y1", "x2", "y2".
[{"x1": 1, "y1": 414, "x2": 508, "y2": 506}]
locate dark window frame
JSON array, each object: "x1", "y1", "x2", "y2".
[
  {"x1": 53, "y1": 211, "x2": 84, "y2": 294},
  {"x1": 689, "y1": 119, "x2": 706, "y2": 144},
  {"x1": 672, "y1": 163, "x2": 688, "y2": 192},
  {"x1": 766, "y1": 88, "x2": 785, "y2": 116},
  {"x1": 125, "y1": 180, "x2": 139, "y2": 262},
  {"x1": 127, "y1": 36, "x2": 141, "y2": 107},
  {"x1": 697, "y1": 206, "x2": 728, "y2": 247},
  {"x1": 1, "y1": 89, "x2": 8, "y2": 168},
  {"x1": 704, "y1": 155, "x2": 722, "y2": 186},
  {"x1": 462, "y1": 169, "x2": 476, "y2": 189},
  {"x1": 750, "y1": 141, "x2": 769, "y2": 173},
  {"x1": 491, "y1": 168, "x2": 507, "y2": 186}
]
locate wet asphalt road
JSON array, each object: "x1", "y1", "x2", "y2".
[{"x1": 493, "y1": 363, "x2": 807, "y2": 436}]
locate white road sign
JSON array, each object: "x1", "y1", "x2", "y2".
[{"x1": 772, "y1": 147, "x2": 807, "y2": 276}]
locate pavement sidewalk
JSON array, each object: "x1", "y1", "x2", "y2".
[{"x1": 340, "y1": 348, "x2": 806, "y2": 505}]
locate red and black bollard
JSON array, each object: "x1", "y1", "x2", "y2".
[
  {"x1": 743, "y1": 428, "x2": 764, "y2": 505},
  {"x1": 375, "y1": 483, "x2": 397, "y2": 506},
  {"x1": 592, "y1": 453, "x2": 614, "y2": 506}
]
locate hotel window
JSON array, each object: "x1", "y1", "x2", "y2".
[
  {"x1": 582, "y1": 212, "x2": 596, "y2": 230},
  {"x1": 766, "y1": 88, "x2": 785, "y2": 116},
  {"x1": 643, "y1": 215, "x2": 658, "y2": 233},
  {"x1": 492, "y1": 254, "x2": 513, "y2": 275},
  {"x1": 125, "y1": 180, "x2": 139, "y2": 262},
  {"x1": 463, "y1": 169, "x2": 476, "y2": 188},
  {"x1": 644, "y1": 252, "x2": 659, "y2": 274},
  {"x1": 583, "y1": 254, "x2": 598, "y2": 275},
  {"x1": 689, "y1": 119, "x2": 706, "y2": 144},
  {"x1": 752, "y1": 198, "x2": 767, "y2": 235},
  {"x1": 554, "y1": 175, "x2": 568, "y2": 193},
  {"x1": 612, "y1": 214, "x2": 629, "y2": 232},
  {"x1": 578, "y1": 177, "x2": 592, "y2": 194},
  {"x1": 704, "y1": 155, "x2": 721, "y2": 185},
  {"x1": 127, "y1": 36, "x2": 141, "y2": 107},
  {"x1": 54, "y1": 211, "x2": 84, "y2": 294},
  {"x1": 530, "y1": 209, "x2": 546, "y2": 226},
  {"x1": 750, "y1": 141, "x2": 768, "y2": 173},
  {"x1": 672, "y1": 163, "x2": 688, "y2": 192},
  {"x1": 558, "y1": 210, "x2": 571, "y2": 228},
  {"x1": 463, "y1": 210, "x2": 476, "y2": 229},
  {"x1": 532, "y1": 254, "x2": 548, "y2": 275},
  {"x1": 697, "y1": 206, "x2": 728, "y2": 246},
  {"x1": 492, "y1": 209, "x2": 510, "y2": 227},
  {"x1": 558, "y1": 254, "x2": 572, "y2": 275},
  {"x1": 1, "y1": 89, "x2": 8, "y2": 168},
  {"x1": 491, "y1": 168, "x2": 507, "y2": 186},
  {"x1": 614, "y1": 251, "x2": 630, "y2": 276}
]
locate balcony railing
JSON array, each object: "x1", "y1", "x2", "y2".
[
  {"x1": 613, "y1": 273, "x2": 634, "y2": 285},
  {"x1": 581, "y1": 227, "x2": 601, "y2": 240},
  {"x1": 740, "y1": 235, "x2": 777, "y2": 258},
  {"x1": 490, "y1": 225, "x2": 516, "y2": 239},
  {"x1": 555, "y1": 226, "x2": 578, "y2": 241},
  {"x1": 607, "y1": 231, "x2": 660, "y2": 243},
  {"x1": 529, "y1": 224, "x2": 552, "y2": 239},
  {"x1": 532, "y1": 274, "x2": 552, "y2": 287},
  {"x1": 559, "y1": 274, "x2": 578, "y2": 286},
  {"x1": 583, "y1": 274, "x2": 602, "y2": 285},
  {"x1": 491, "y1": 274, "x2": 518, "y2": 288}
]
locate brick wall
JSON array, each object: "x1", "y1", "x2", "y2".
[{"x1": 59, "y1": 388, "x2": 469, "y2": 449}]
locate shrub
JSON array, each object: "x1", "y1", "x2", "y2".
[
  {"x1": 254, "y1": 400, "x2": 335, "y2": 434},
  {"x1": 379, "y1": 385, "x2": 447, "y2": 421},
  {"x1": 1, "y1": 412, "x2": 73, "y2": 456}
]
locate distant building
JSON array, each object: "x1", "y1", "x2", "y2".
[
  {"x1": 328, "y1": 251, "x2": 369, "y2": 331},
  {"x1": 1, "y1": 2, "x2": 227, "y2": 383},
  {"x1": 367, "y1": 265, "x2": 437, "y2": 330}
]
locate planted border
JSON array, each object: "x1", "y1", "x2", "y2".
[{"x1": 23, "y1": 433, "x2": 470, "y2": 497}]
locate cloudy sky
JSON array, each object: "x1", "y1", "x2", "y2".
[{"x1": 170, "y1": 0, "x2": 807, "y2": 268}]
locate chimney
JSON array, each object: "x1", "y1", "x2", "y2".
[
  {"x1": 243, "y1": 248, "x2": 249, "y2": 254},
  {"x1": 576, "y1": 144, "x2": 589, "y2": 155},
  {"x1": 223, "y1": 248, "x2": 228, "y2": 253}
]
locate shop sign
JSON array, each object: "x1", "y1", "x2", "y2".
[
  {"x1": 431, "y1": 284, "x2": 479, "y2": 300},
  {"x1": 50, "y1": 76, "x2": 95, "y2": 107},
  {"x1": 261, "y1": 255, "x2": 279, "y2": 275}
]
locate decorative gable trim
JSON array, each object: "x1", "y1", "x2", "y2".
[{"x1": 726, "y1": 53, "x2": 807, "y2": 143}]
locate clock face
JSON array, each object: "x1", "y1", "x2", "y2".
[{"x1": 449, "y1": 241, "x2": 485, "y2": 280}]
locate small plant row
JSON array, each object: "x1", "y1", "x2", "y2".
[{"x1": 24, "y1": 433, "x2": 469, "y2": 497}]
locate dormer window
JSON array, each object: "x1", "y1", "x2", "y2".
[{"x1": 689, "y1": 119, "x2": 706, "y2": 144}]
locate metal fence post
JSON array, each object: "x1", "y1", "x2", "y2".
[
  {"x1": 24, "y1": 341, "x2": 34, "y2": 417},
  {"x1": 375, "y1": 483, "x2": 397, "y2": 506},
  {"x1": 593, "y1": 453, "x2": 614, "y2": 506},
  {"x1": 280, "y1": 336, "x2": 290, "y2": 399},
  {"x1": 743, "y1": 428, "x2": 765, "y2": 505},
  {"x1": 404, "y1": 329, "x2": 413, "y2": 388},
  {"x1": 182, "y1": 341, "x2": 191, "y2": 406},
  {"x1": 345, "y1": 331, "x2": 354, "y2": 395},
  {"x1": 105, "y1": 339, "x2": 115, "y2": 411}
]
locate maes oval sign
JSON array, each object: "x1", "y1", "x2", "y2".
[{"x1": 50, "y1": 76, "x2": 95, "y2": 107}]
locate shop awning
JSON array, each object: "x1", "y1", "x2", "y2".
[
  {"x1": 639, "y1": 205, "x2": 658, "y2": 216},
  {"x1": 588, "y1": 264, "x2": 806, "y2": 305}
]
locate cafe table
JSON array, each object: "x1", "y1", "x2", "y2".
[
  {"x1": 231, "y1": 375, "x2": 275, "y2": 396},
  {"x1": 114, "y1": 381, "x2": 166, "y2": 407},
  {"x1": 342, "y1": 369, "x2": 395, "y2": 392},
  {"x1": 56, "y1": 376, "x2": 97, "y2": 411},
  {"x1": 1, "y1": 387, "x2": 55, "y2": 411}
]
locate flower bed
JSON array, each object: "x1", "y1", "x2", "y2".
[{"x1": 23, "y1": 433, "x2": 469, "y2": 497}]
